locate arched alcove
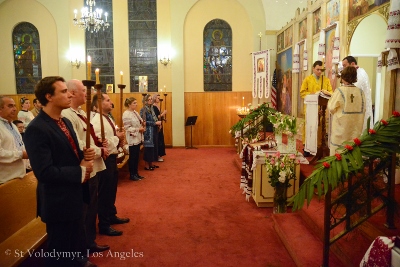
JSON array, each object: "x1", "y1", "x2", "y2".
[{"x1": 348, "y1": 13, "x2": 387, "y2": 123}]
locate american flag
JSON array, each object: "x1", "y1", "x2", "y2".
[{"x1": 271, "y1": 69, "x2": 277, "y2": 109}]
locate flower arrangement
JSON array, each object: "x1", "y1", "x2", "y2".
[
  {"x1": 267, "y1": 112, "x2": 297, "y2": 136},
  {"x1": 265, "y1": 151, "x2": 298, "y2": 187}
]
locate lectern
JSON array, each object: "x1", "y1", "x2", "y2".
[
  {"x1": 304, "y1": 94, "x2": 330, "y2": 163},
  {"x1": 185, "y1": 116, "x2": 197, "y2": 149}
]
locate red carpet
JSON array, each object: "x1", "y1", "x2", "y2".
[{"x1": 91, "y1": 147, "x2": 296, "y2": 266}]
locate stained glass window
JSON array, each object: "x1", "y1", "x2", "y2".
[
  {"x1": 128, "y1": 0, "x2": 158, "y2": 92},
  {"x1": 203, "y1": 19, "x2": 232, "y2": 91},
  {"x1": 13, "y1": 22, "x2": 42, "y2": 94},
  {"x1": 85, "y1": 0, "x2": 114, "y2": 86}
]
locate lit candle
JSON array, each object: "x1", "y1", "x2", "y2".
[
  {"x1": 74, "y1": 9, "x2": 77, "y2": 19},
  {"x1": 160, "y1": 87, "x2": 163, "y2": 92},
  {"x1": 242, "y1": 96, "x2": 244, "y2": 107},
  {"x1": 87, "y1": 56, "x2": 91, "y2": 80},
  {"x1": 164, "y1": 85, "x2": 166, "y2": 92},
  {"x1": 95, "y1": 68, "x2": 100, "y2": 84},
  {"x1": 120, "y1": 71, "x2": 123, "y2": 84}
]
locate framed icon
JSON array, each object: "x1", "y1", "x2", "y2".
[{"x1": 106, "y1": 84, "x2": 114, "y2": 93}]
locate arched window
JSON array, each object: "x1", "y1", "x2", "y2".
[
  {"x1": 13, "y1": 22, "x2": 42, "y2": 94},
  {"x1": 203, "y1": 19, "x2": 232, "y2": 91}
]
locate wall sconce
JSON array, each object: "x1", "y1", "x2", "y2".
[
  {"x1": 71, "y1": 59, "x2": 81, "y2": 69},
  {"x1": 159, "y1": 57, "x2": 171, "y2": 66}
]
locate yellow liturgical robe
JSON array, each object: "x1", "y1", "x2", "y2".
[
  {"x1": 327, "y1": 85, "x2": 366, "y2": 155},
  {"x1": 300, "y1": 74, "x2": 333, "y2": 143}
]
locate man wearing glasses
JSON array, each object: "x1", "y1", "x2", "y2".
[{"x1": 300, "y1": 60, "x2": 333, "y2": 156}]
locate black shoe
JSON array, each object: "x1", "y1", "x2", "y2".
[
  {"x1": 137, "y1": 174, "x2": 145, "y2": 179},
  {"x1": 144, "y1": 167, "x2": 154, "y2": 171},
  {"x1": 130, "y1": 174, "x2": 141, "y2": 181},
  {"x1": 89, "y1": 244, "x2": 110, "y2": 253},
  {"x1": 151, "y1": 165, "x2": 159, "y2": 168},
  {"x1": 110, "y1": 216, "x2": 130, "y2": 224},
  {"x1": 81, "y1": 261, "x2": 97, "y2": 267},
  {"x1": 99, "y1": 227, "x2": 123, "y2": 236}
]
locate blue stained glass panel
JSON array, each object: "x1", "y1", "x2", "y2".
[{"x1": 13, "y1": 22, "x2": 42, "y2": 94}]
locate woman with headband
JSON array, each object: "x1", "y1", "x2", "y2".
[{"x1": 140, "y1": 94, "x2": 161, "y2": 171}]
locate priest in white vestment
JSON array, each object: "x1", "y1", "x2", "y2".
[
  {"x1": 342, "y1": 56, "x2": 373, "y2": 130},
  {"x1": 328, "y1": 67, "x2": 366, "y2": 156}
]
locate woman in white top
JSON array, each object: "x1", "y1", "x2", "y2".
[
  {"x1": 17, "y1": 97, "x2": 34, "y2": 129},
  {"x1": 123, "y1": 97, "x2": 145, "y2": 181}
]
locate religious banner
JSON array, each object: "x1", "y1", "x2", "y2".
[{"x1": 252, "y1": 50, "x2": 270, "y2": 99}]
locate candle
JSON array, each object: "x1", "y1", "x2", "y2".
[
  {"x1": 87, "y1": 56, "x2": 91, "y2": 80},
  {"x1": 242, "y1": 96, "x2": 244, "y2": 107},
  {"x1": 95, "y1": 68, "x2": 100, "y2": 84},
  {"x1": 120, "y1": 71, "x2": 123, "y2": 84},
  {"x1": 322, "y1": 56, "x2": 325, "y2": 68},
  {"x1": 164, "y1": 85, "x2": 166, "y2": 92},
  {"x1": 160, "y1": 87, "x2": 163, "y2": 92}
]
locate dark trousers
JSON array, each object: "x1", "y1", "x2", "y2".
[
  {"x1": 82, "y1": 175, "x2": 98, "y2": 248},
  {"x1": 97, "y1": 154, "x2": 118, "y2": 230},
  {"x1": 128, "y1": 144, "x2": 141, "y2": 176},
  {"x1": 45, "y1": 218, "x2": 86, "y2": 267}
]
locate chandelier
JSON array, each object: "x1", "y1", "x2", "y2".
[{"x1": 73, "y1": 0, "x2": 110, "y2": 33}]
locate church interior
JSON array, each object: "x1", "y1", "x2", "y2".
[{"x1": 0, "y1": 0, "x2": 399, "y2": 266}]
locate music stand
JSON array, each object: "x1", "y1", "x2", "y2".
[{"x1": 185, "y1": 116, "x2": 198, "y2": 149}]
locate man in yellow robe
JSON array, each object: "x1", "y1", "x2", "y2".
[{"x1": 300, "y1": 60, "x2": 333, "y2": 155}]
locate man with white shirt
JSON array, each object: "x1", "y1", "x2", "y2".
[
  {"x1": 62, "y1": 79, "x2": 110, "y2": 253},
  {"x1": 92, "y1": 93, "x2": 129, "y2": 236},
  {"x1": 342, "y1": 56, "x2": 373, "y2": 131},
  {"x1": 0, "y1": 96, "x2": 28, "y2": 184}
]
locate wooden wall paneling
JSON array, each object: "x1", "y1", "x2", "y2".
[{"x1": 184, "y1": 92, "x2": 252, "y2": 147}]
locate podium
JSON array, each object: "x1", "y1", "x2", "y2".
[
  {"x1": 304, "y1": 93, "x2": 330, "y2": 163},
  {"x1": 185, "y1": 116, "x2": 197, "y2": 149}
]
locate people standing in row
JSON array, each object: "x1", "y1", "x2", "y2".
[
  {"x1": 123, "y1": 97, "x2": 145, "y2": 181},
  {"x1": 23, "y1": 76, "x2": 96, "y2": 267},
  {"x1": 152, "y1": 93, "x2": 167, "y2": 162},
  {"x1": 30, "y1": 98, "x2": 42, "y2": 117},
  {"x1": 328, "y1": 67, "x2": 365, "y2": 155},
  {"x1": 140, "y1": 94, "x2": 161, "y2": 171},
  {"x1": 62, "y1": 79, "x2": 110, "y2": 254},
  {"x1": 92, "y1": 93, "x2": 130, "y2": 236},
  {"x1": 342, "y1": 56, "x2": 373, "y2": 131},
  {"x1": 0, "y1": 96, "x2": 28, "y2": 184},
  {"x1": 17, "y1": 97, "x2": 35, "y2": 128}
]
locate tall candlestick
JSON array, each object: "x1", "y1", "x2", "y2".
[
  {"x1": 120, "y1": 71, "x2": 123, "y2": 84},
  {"x1": 87, "y1": 56, "x2": 91, "y2": 80},
  {"x1": 242, "y1": 96, "x2": 244, "y2": 107},
  {"x1": 322, "y1": 56, "x2": 325, "y2": 69},
  {"x1": 95, "y1": 68, "x2": 100, "y2": 84}
]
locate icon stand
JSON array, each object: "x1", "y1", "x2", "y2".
[{"x1": 185, "y1": 116, "x2": 198, "y2": 149}]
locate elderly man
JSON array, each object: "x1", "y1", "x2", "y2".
[
  {"x1": 92, "y1": 93, "x2": 129, "y2": 236},
  {"x1": 30, "y1": 98, "x2": 42, "y2": 117},
  {"x1": 0, "y1": 96, "x2": 28, "y2": 184},
  {"x1": 62, "y1": 79, "x2": 110, "y2": 254},
  {"x1": 342, "y1": 56, "x2": 373, "y2": 131},
  {"x1": 23, "y1": 76, "x2": 96, "y2": 267}
]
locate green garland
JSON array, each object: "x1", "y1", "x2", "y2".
[
  {"x1": 290, "y1": 111, "x2": 400, "y2": 211},
  {"x1": 229, "y1": 103, "x2": 276, "y2": 137}
]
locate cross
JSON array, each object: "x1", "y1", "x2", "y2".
[{"x1": 350, "y1": 94, "x2": 355, "y2": 103}]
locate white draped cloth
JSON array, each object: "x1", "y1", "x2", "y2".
[
  {"x1": 304, "y1": 93, "x2": 319, "y2": 155},
  {"x1": 355, "y1": 68, "x2": 373, "y2": 129},
  {"x1": 303, "y1": 39, "x2": 308, "y2": 71},
  {"x1": 293, "y1": 43, "x2": 300, "y2": 73},
  {"x1": 385, "y1": 0, "x2": 400, "y2": 48}
]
